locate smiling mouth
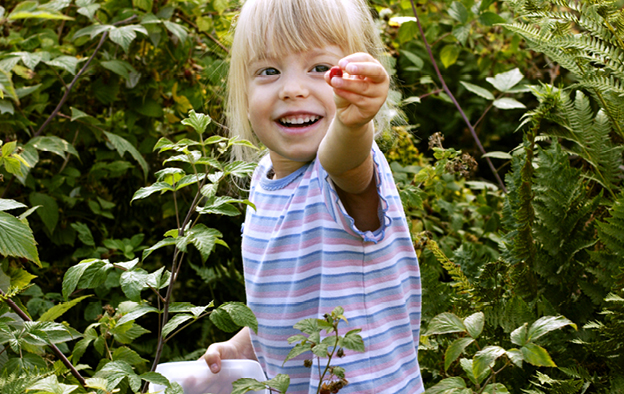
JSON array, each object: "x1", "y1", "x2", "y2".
[{"x1": 278, "y1": 115, "x2": 321, "y2": 128}]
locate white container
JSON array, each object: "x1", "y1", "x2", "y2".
[{"x1": 149, "y1": 359, "x2": 268, "y2": 394}]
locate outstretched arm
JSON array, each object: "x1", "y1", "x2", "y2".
[{"x1": 318, "y1": 53, "x2": 389, "y2": 231}]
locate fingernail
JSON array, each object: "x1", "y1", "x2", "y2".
[{"x1": 210, "y1": 364, "x2": 219, "y2": 373}]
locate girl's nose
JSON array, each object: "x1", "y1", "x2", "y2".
[{"x1": 278, "y1": 73, "x2": 309, "y2": 100}]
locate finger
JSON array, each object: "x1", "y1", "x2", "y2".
[
  {"x1": 201, "y1": 346, "x2": 222, "y2": 373},
  {"x1": 342, "y1": 62, "x2": 388, "y2": 83},
  {"x1": 330, "y1": 76, "x2": 388, "y2": 98}
]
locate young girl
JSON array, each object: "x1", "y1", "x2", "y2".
[{"x1": 202, "y1": 0, "x2": 423, "y2": 392}]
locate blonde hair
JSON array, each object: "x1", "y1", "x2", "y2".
[{"x1": 227, "y1": 0, "x2": 392, "y2": 162}]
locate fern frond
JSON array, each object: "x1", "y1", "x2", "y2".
[
  {"x1": 597, "y1": 196, "x2": 624, "y2": 256},
  {"x1": 425, "y1": 239, "x2": 478, "y2": 300}
]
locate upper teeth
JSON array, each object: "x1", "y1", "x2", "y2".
[{"x1": 279, "y1": 115, "x2": 320, "y2": 124}]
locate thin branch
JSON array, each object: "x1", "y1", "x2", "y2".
[
  {"x1": 0, "y1": 289, "x2": 87, "y2": 387},
  {"x1": 175, "y1": 12, "x2": 230, "y2": 54},
  {"x1": 33, "y1": 15, "x2": 137, "y2": 138},
  {"x1": 409, "y1": 0, "x2": 508, "y2": 193}
]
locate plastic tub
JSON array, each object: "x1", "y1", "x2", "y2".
[{"x1": 149, "y1": 359, "x2": 268, "y2": 394}]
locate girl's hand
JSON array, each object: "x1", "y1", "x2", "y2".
[
  {"x1": 325, "y1": 52, "x2": 389, "y2": 129},
  {"x1": 200, "y1": 327, "x2": 256, "y2": 373}
]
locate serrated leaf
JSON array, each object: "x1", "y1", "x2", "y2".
[
  {"x1": 100, "y1": 59, "x2": 136, "y2": 80},
  {"x1": 162, "y1": 314, "x2": 194, "y2": 338},
  {"x1": 120, "y1": 268, "x2": 149, "y2": 301},
  {"x1": 284, "y1": 342, "x2": 313, "y2": 364},
  {"x1": 103, "y1": 131, "x2": 148, "y2": 179},
  {"x1": 95, "y1": 360, "x2": 141, "y2": 392},
  {"x1": 73, "y1": 24, "x2": 112, "y2": 40},
  {"x1": 445, "y1": 337, "x2": 474, "y2": 370},
  {"x1": 39, "y1": 295, "x2": 91, "y2": 322},
  {"x1": 117, "y1": 303, "x2": 159, "y2": 325},
  {"x1": 482, "y1": 383, "x2": 510, "y2": 394},
  {"x1": 473, "y1": 346, "x2": 506, "y2": 378},
  {"x1": 464, "y1": 312, "x2": 484, "y2": 339},
  {"x1": 0, "y1": 199, "x2": 27, "y2": 211},
  {"x1": 493, "y1": 97, "x2": 526, "y2": 109},
  {"x1": 43, "y1": 56, "x2": 79, "y2": 75},
  {"x1": 449, "y1": 1, "x2": 468, "y2": 23},
  {"x1": 486, "y1": 68, "x2": 523, "y2": 92},
  {"x1": 131, "y1": 182, "x2": 174, "y2": 202},
  {"x1": 224, "y1": 161, "x2": 257, "y2": 178},
  {"x1": 506, "y1": 349, "x2": 523, "y2": 367},
  {"x1": 71, "y1": 222, "x2": 95, "y2": 246},
  {"x1": 109, "y1": 25, "x2": 148, "y2": 52},
  {"x1": 210, "y1": 302, "x2": 258, "y2": 334},
  {"x1": 140, "y1": 371, "x2": 169, "y2": 387},
  {"x1": 341, "y1": 329, "x2": 365, "y2": 352},
  {"x1": 112, "y1": 346, "x2": 148, "y2": 366},
  {"x1": 30, "y1": 136, "x2": 79, "y2": 159},
  {"x1": 142, "y1": 237, "x2": 176, "y2": 261},
  {"x1": 27, "y1": 375, "x2": 79, "y2": 394},
  {"x1": 520, "y1": 343, "x2": 556, "y2": 367},
  {"x1": 181, "y1": 110, "x2": 211, "y2": 135},
  {"x1": 62, "y1": 259, "x2": 113, "y2": 300},
  {"x1": 266, "y1": 374, "x2": 290, "y2": 394},
  {"x1": 231, "y1": 378, "x2": 269, "y2": 394},
  {"x1": 0, "y1": 211, "x2": 40, "y2": 266},
  {"x1": 426, "y1": 312, "x2": 467, "y2": 335},
  {"x1": 460, "y1": 358, "x2": 490, "y2": 385},
  {"x1": 460, "y1": 81, "x2": 495, "y2": 100},
  {"x1": 425, "y1": 377, "x2": 468, "y2": 394}
]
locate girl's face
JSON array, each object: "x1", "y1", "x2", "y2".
[{"x1": 247, "y1": 45, "x2": 344, "y2": 178}]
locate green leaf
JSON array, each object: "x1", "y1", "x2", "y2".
[
  {"x1": 232, "y1": 378, "x2": 269, "y2": 394},
  {"x1": 520, "y1": 343, "x2": 556, "y2": 367},
  {"x1": 493, "y1": 97, "x2": 526, "y2": 109},
  {"x1": 479, "y1": 12, "x2": 506, "y2": 26},
  {"x1": 464, "y1": 312, "x2": 484, "y2": 339},
  {"x1": 43, "y1": 56, "x2": 80, "y2": 75},
  {"x1": 440, "y1": 45, "x2": 460, "y2": 68},
  {"x1": 178, "y1": 224, "x2": 223, "y2": 261},
  {"x1": 30, "y1": 136, "x2": 79, "y2": 159},
  {"x1": 340, "y1": 329, "x2": 365, "y2": 352},
  {"x1": 510, "y1": 323, "x2": 528, "y2": 346},
  {"x1": 266, "y1": 374, "x2": 290, "y2": 394},
  {"x1": 0, "y1": 211, "x2": 40, "y2": 266},
  {"x1": 163, "y1": 21, "x2": 188, "y2": 43},
  {"x1": 0, "y1": 199, "x2": 27, "y2": 211},
  {"x1": 482, "y1": 151, "x2": 512, "y2": 159},
  {"x1": 62, "y1": 259, "x2": 113, "y2": 300},
  {"x1": 162, "y1": 314, "x2": 194, "y2": 338},
  {"x1": 77, "y1": 2, "x2": 100, "y2": 19},
  {"x1": 0, "y1": 99, "x2": 14, "y2": 114},
  {"x1": 449, "y1": 1, "x2": 468, "y2": 23},
  {"x1": 482, "y1": 383, "x2": 510, "y2": 394},
  {"x1": 113, "y1": 322, "x2": 151, "y2": 343},
  {"x1": 95, "y1": 360, "x2": 141, "y2": 393},
  {"x1": 117, "y1": 303, "x2": 159, "y2": 325},
  {"x1": 425, "y1": 377, "x2": 468, "y2": 394},
  {"x1": 445, "y1": 337, "x2": 474, "y2": 371},
  {"x1": 112, "y1": 346, "x2": 148, "y2": 366},
  {"x1": 142, "y1": 237, "x2": 177, "y2": 261},
  {"x1": 103, "y1": 131, "x2": 148, "y2": 179},
  {"x1": 473, "y1": 346, "x2": 506, "y2": 378},
  {"x1": 401, "y1": 50, "x2": 424, "y2": 70},
  {"x1": 293, "y1": 318, "x2": 319, "y2": 335},
  {"x1": 120, "y1": 268, "x2": 149, "y2": 301},
  {"x1": 0, "y1": 69, "x2": 18, "y2": 102},
  {"x1": 284, "y1": 342, "x2": 313, "y2": 364},
  {"x1": 460, "y1": 81, "x2": 495, "y2": 100},
  {"x1": 210, "y1": 302, "x2": 258, "y2": 334},
  {"x1": 166, "y1": 382, "x2": 184, "y2": 394},
  {"x1": 426, "y1": 312, "x2": 466, "y2": 335},
  {"x1": 27, "y1": 375, "x2": 79, "y2": 394},
  {"x1": 131, "y1": 182, "x2": 174, "y2": 202},
  {"x1": 109, "y1": 25, "x2": 148, "y2": 52},
  {"x1": 73, "y1": 24, "x2": 112, "y2": 40},
  {"x1": 100, "y1": 60, "x2": 137, "y2": 80},
  {"x1": 460, "y1": 358, "x2": 490, "y2": 385},
  {"x1": 485, "y1": 68, "x2": 523, "y2": 92},
  {"x1": 39, "y1": 295, "x2": 91, "y2": 322},
  {"x1": 526, "y1": 316, "x2": 577, "y2": 342},
  {"x1": 71, "y1": 222, "x2": 95, "y2": 246},
  {"x1": 224, "y1": 161, "x2": 258, "y2": 178},
  {"x1": 139, "y1": 372, "x2": 169, "y2": 387}
]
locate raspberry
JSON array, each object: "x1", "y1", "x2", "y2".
[{"x1": 329, "y1": 66, "x2": 343, "y2": 79}]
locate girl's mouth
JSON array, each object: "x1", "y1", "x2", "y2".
[{"x1": 278, "y1": 115, "x2": 321, "y2": 128}]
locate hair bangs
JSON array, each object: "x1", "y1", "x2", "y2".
[{"x1": 243, "y1": 0, "x2": 360, "y2": 62}]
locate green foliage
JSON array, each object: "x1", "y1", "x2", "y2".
[{"x1": 232, "y1": 306, "x2": 363, "y2": 394}]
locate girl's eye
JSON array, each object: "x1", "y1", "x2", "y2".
[
  {"x1": 259, "y1": 67, "x2": 280, "y2": 76},
  {"x1": 312, "y1": 64, "x2": 331, "y2": 73}
]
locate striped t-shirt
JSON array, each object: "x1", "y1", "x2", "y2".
[{"x1": 242, "y1": 143, "x2": 423, "y2": 394}]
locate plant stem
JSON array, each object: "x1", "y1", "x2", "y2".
[
  {"x1": 33, "y1": 15, "x2": 137, "y2": 138},
  {"x1": 408, "y1": 0, "x2": 507, "y2": 193},
  {"x1": 0, "y1": 289, "x2": 87, "y2": 387}
]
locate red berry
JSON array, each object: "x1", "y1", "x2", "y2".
[{"x1": 329, "y1": 66, "x2": 343, "y2": 79}]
